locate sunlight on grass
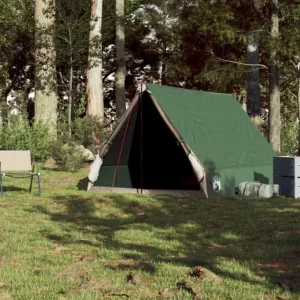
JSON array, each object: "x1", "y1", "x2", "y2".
[
  {"x1": 220, "y1": 231, "x2": 241, "y2": 241},
  {"x1": 0, "y1": 168, "x2": 298, "y2": 299}
]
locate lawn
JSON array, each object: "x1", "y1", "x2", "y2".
[{"x1": 0, "y1": 168, "x2": 299, "y2": 299}]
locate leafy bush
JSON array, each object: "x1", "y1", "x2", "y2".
[
  {"x1": 281, "y1": 120, "x2": 298, "y2": 156},
  {"x1": 0, "y1": 115, "x2": 53, "y2": 162},
  {"x1": 73, "y1": 116, "x2": 108, "y2": 152},
  {"x1": 53, "y1": 116, "x2": 109, "y2": 171},
  {"x1": 51, "y1": 140, "x2": 85, "y2": 172}
]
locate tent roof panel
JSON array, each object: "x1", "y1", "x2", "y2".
[{"x1": 146, "y1": 83, "x2": 276, "y2": 170}]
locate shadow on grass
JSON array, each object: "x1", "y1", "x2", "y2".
[
  {"x1": 77, "y1": 177, "x2": 88, "y2": 191},
  {"x1": 30, "y1": 193, "x2": 300, "y2": 292},
  {"x1": 0, "y1": 185, "x2": 30, "y2": 192}
]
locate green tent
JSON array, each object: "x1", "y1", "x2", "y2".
[{"x1": 88, "y1": 83, "x2": 276, "y2": 197}]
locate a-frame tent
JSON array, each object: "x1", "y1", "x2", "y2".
[{"x1": 87, "y1": 83, "x2": 276, "y2": 198}]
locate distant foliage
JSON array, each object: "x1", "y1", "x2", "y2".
[
  {"x1": 0, "y1": 115, "x2": 53, "y2": 162},
  {"x1": 281, "y1": 119, "x2": 298, "y2": 156}
]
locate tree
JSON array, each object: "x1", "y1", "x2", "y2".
[
  {"x1": 247, "y1": 0, "x2": 261, "y2": 123},
  {"x1": 115, "y1": 0, "x2": 126, "y2": 118},
  {"x1": 0, "y1": 0, "x2": 34, "y2": 119},
  {"x1": 86, "y1": 0, "x2": 104, "y2": 121},
  {"x1": 34, "y1": 0, "x2": 58, "y2": 134},
  {"x1": 247, "y1": 31, "x2": 261, "y2": 123},
  {"x1": 56, "y1": 0, "x2": 91, "y2": 137},
  {"x1": 268, "y1": 0, "x2": 280, "y2": 153}
]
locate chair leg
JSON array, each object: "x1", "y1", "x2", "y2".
[
  {"x1": 0, "y1": 181, "x2": 4, "y2": 197},
  {"x1": 29, "y1": 164, "x2": 35, "y2": 193},
  {"x1": 36, "y1": 164, "x2": 41, "y2": 196},
  {"x1": 0, "y1": 163, "x2": 5, "y2": 197}
]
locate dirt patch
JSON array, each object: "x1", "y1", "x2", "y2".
[
  {"x1": 69, "y1": 276, "x2": 108, "y2": 294},
  {"x1": 174, "y1": 266, "x2": 223, "y2": 299},
  {"x1": 188, "y1": 266, "x2": 222, "y2": 284},
  {"x1": 261, "y1": 262, "x2": 286, "y2": 273},
  {"x1": 0, "y1": 202, "x2": 14, "y2": 207},
  {"x1": 52, "y1": 246, "x2": 68, "y2": 255},
  {"x1": 105, "y1": 259, "x2": 155, "y2": 273},
  {"x1": 158, "y1": 288, "x2": 171, "y2": 297},
  {"x1": 0, "y1": 257, "x2": 6, "y2": 266},
  {"x1": 275, "y1": 230, "x2": 300, "y2": 235},
  {"x1": 126, "y1": 272, "x2": 142, "y2": 285},
  {"x1": 78, "y1": 255, "x2": 96, "y2": 262},
  {"x1": 43, "y1": 157, "x2": 56, "y2": 168},
  {"x1": 41, "y1": 177, "x2": 76, "y2": 184},
  {"x1": 54, "y1": 261, "x2": 88, "y2": 281},
  {"x1": 0, "y1": 292, "x2": 13, "y2": 300},
  {"x1": 176, "y1": 280, "x2": 201, "y2": 300}
]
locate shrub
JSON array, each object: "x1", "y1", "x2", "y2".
[
  {"x1": 51, "y1": 140, "x2": 85, "y2": 172},
  {"x1": 281, "y1": 120, "x2": 298, "y2": 156},
  {"x1": 53, "y1": 116, "x2": 109, "y2": 171},
  {"x1": 73, "y1": 116, "x2": 108, "y2": 152},
  {"x1": 0, "y1": 115, "x2": 53, "y2": 162}
]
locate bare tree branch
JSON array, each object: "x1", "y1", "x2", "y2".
[{"x1": 215, "y1": 57, "x2": 268, "y2": 69}]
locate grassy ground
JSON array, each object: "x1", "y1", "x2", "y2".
[{"x1": 0, "y1": 168, "x2": 299, "y2": 299}]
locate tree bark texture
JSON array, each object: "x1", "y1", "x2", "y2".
[
  {"x1": 115, "y1": 0, "x2": 126, "y2": 118},
  {"x1": 268, "y1": 0, "x2": 281, "y2": 154},
  {"x1": 86, "y1": 0, "x2": 104, "y2": 121},
  {"x1": 247, "y1": 31, "x2": 261, "y2": 123},
  {"x1": 298, "y1": 77, "x2": 300, "y2": 121},
  {"x1": 68, "y1": 55, "x2": 73, "y2": 138},
  {"x1": 297, "y1": 70, "x2": 300, "y2": 154},
  {"x1": 34, "y1": 0, "x2": 58, "y2": 134}
]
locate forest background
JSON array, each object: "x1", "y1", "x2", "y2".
[{"x1": 0, "y1": 0, "x2": 299, "y2": 169}]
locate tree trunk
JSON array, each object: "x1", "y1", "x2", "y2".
[
  {"x1": 298, "y1": 77, "x2": 300, "y2": 121},
  {"x1": 68, "y1": 54, "x2": 73, "y2": 138},
  {"x1": 86, "y1": 0, "x2": 104, "y2": 121},
  {"x1": 34, "y1": 0, "x2": 58, "y2": 134},
  {"x1": 161, "y1": 40, "x2": 167, "y2": 85},
  {"x1": 297, "y1": 68, "x2": 300, "y2": 154},
  {"x1": 247, "y1": 31, "x2": 261, "y2": 124},
  {"x1": 115, "y1": 0, "x2": 126, "y2": 118},
  {"x1": 268, "y1": 0, "x2": 281, "y2": 154}
]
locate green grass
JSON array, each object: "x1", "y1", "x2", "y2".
[{"x1": 0, "y1": 168, "x2": 299, "y2": 299}]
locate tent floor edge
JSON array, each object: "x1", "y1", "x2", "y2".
[{"x1": 88, "y1": 186, "x2": 206, "y2": 199}]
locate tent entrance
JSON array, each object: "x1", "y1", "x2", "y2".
[
  {"x1": 128, "y1": 92, "x2": 199, "y2": 190},
  {"x1": 100, "y1": 91, "x2": 200, "y2": 191}
]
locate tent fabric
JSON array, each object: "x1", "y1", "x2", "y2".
[
  {"x1": 89, "y1": 83, "x2": 276, "y2": 197},
  {"x1": 188, "y1": 151, "x2": 205, "y2": 184},
  {"x1": 87, "y1": 154, "x2": 103, "y2": 191},
  {"x1": 146, "y1": 84, "x2": 276, "y2": 170}
]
